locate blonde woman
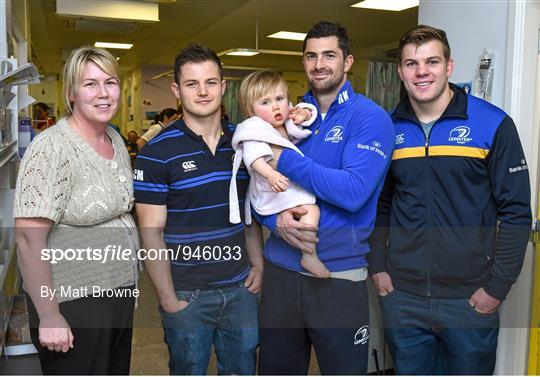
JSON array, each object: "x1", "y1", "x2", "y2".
[{"x1": 14, "y1": 46, "x2": 138, "y2": 374}]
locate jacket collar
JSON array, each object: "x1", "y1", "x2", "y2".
[
  {"x1": 304, "y1": 80, "x2": 356, "y2": 110},
  {"x1": 393, "y1": 83, "x2": 468, "y2": 124},
  {"x1": 172, "y1": 118, "x2": 233, "y2": 142}
]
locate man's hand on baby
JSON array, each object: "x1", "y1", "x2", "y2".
[
  {"x1": 268, "y1": 171, "x2": 289, "y2": 192},
  {"x1": 289, "y1": 107, "x2": 312, "y2": 125}
]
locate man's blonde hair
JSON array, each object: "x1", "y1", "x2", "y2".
[
  {"x1": 398, "y1": 25, "x2": 451, "y2": 63},
  {"x1": 62, "y1": 46, "x2": 119, "y2": 115},
  {"x1": 239, "y1": 70, "x2": 288, "y2": 118}
]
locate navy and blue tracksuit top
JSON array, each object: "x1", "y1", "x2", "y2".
[
  {"x1": 260, "y1": 81, "x2": 395, "y2": 272},
  {"x1": 368, "y1": 84, "x2": 532, "y2": 300}
]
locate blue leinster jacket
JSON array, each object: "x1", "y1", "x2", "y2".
[
  {"x1": 368, "y1": 84, "x2": 531, "y2": 300},
  {"x1": 259, "y1": 81, "x2": 395, "y2": 273}
]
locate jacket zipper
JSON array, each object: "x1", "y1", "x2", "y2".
[
  {"x1": 312, "y1": 106, "x2": 329, "y2": 155},
  {"x1": 423, "y1": 123, "x2": 437, "y2": 297},
  {"x1": 313, "y1": 107, "x2": 326, "y2": 136}
]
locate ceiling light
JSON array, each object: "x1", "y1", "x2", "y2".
[
  {"x1": 267, "y1": 31, "x2": 307, "y2": 41},
  {"x1": 222, "y1": 65, "x2": 271, "y2": 71},
  {"x1": 147, "y1": 64, "x2": 273, "y2": 83},
  {"x1": 218, "y1": 48, "x2": 302, "y2": 58},
  {"x1": 56, "y1": 0, "x2": 159, "y2": 22},
  {"x1": 350, "y1": 0, "x2": 419, "y2": 11},
  {"x1": 224, "y1": 49, "x2": 260, "y2": 57},
  {"x1": 219, "y1": 17, "x2": 303, "y2": 59},
  {"x1": 94, "y1": 42, "x2": 133, "y2": 50}
]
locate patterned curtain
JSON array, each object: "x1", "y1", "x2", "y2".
[
  {"x1": 222, "y1": 79, "x2": 242, "y2": 124},
  {"x1": 366, "y1": 61, "x2": 401, "y2": 112}
]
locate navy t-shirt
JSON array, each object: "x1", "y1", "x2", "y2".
[{"x1": 134, "y1": 119, "x2": 250, "y2": 290}]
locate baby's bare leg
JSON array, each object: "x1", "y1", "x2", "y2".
[{"x1": 298, "y1": 205, "x2": 330, "y2": 278}]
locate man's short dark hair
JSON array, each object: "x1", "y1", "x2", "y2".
[
  {"x1": 34, "y1": 102, "x2": 49, "y2": 113},
  {"x1": 303, "y1": 21, "x2": 350, "y2": 58},
  {"x1": 161, "y1": 107, "x2": 178, "y2": 119},
  {"x1": 173, "y1": 44, "x2": 223, "y2": 84},
  {"x1": 398, "y1": 25, "x2": 451, "y2": 63}
]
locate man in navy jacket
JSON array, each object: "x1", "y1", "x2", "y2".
[
  {"x1": 257, "y1": 21, "x2": 394, "y2": 374},
  {"x1": 368, "y1": 25, "x2": 531, "y2": 374}
]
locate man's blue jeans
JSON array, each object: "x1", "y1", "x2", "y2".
[
  {"x1": 378, "y1": 288, "x2": 499, "y2": 375},
  {"x1": 160, "y1": 281, "x2": 259, "y2": 375}
]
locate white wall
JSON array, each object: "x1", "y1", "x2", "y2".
[
  {"x1": 504, "y1": 2, "x2": 540, "y2": 209},
  {"x1": 140, "y1": 65, "x2": 178, "y2": 127},
  {"x1": 119, "y1": 67, "x2": 143, "y2": 136},
  {"x1": 419, "y1": 0, "x2": 509, "y2": 108},
  {"x1": 500, "y1": 3, "x2": 540, "y2": 374},
  {"x1": 419, "y1": 0, "x2": 540, "y2": 374}
]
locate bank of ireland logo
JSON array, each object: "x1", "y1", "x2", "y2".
[
  {"x1": 509, "y1": 159, "x2": 529, "y2": 174},
  {"x1": 449, "y1": 126, "x2": 472, "y2": 144},
  {"x1": 354, "y1": 325, "x2": 369, "y2": 345},
  {"x1": 324, "y1": 126, "x2": 344, "y2": 143},
  {"x1": 182, "y1": 160, "x2": 197, "y2": 172}
]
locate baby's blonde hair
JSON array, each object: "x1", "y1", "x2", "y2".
[{"x1": 239, "y1": 70, "x2": 288, "y2": 118}]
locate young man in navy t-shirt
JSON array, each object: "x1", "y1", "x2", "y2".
[{"x1": 134, "y1": 44, "x2": 263, "y2": 375}]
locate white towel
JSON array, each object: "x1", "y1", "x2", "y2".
[{"x1": 229, "y1": 103, "x2": 317, "y2": 224}]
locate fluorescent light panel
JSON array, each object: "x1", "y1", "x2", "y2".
[
  {"x1": 226, "y1": 50, "x2": 260, "y2": 57},
  {"x1": 267, "y1": 31, "x2": 307, "y2": 41},
  {"x1": 94, "y1": 42, "x2": 133, "y2": 49},
  {"x1": 56, "y1": 0, "x2": 159, "y2": 22},
  {"x1": 218, "y1": 48, "x2": 302, "y2": 57},
  {"x1": 350, "y1": 0, "x2": 419, "y2": 11}
]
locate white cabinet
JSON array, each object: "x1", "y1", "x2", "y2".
[
  {"x1": 0, "y1": 58, "x2": 25, "y2": 356},
  {"x1": 0, "y1": 57, "x2": 20, "y2": 263}
]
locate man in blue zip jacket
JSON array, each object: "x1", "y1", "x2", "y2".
[
  {"x1": 368, "y1": 25, "x2": 532, "y2": 374},
  {"x1": 256, "y1": 21, "x2": 395, "y2": 374}
]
